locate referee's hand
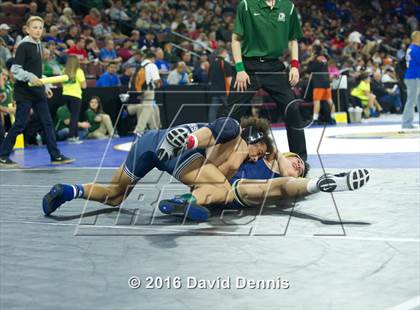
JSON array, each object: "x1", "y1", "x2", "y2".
[
  {"x1": 289, "y1": 68, "x2": 300, "y2": 87},
  {"x1": 234, "y1": 71, "x2": 250, "y2": 92}
]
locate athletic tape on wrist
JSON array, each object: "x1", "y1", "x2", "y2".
[
  {"x1": 235, "y1": 62, "x2": 245, "y2": 72},
  {"x1": 186, "y1": 135, "x2": 198, "y2": 150},
  {"x1": 290, "y1": 59, "x2": 300, "y2": 69}
]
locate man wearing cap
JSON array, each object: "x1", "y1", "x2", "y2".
[
  {"x1": 220, "y1": 0, "x2": 308, "y2": 160},
  {"x1": 0, "y1": 24, "x2": 14, "y2": 48}
]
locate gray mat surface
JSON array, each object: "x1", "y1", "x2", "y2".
[{"x1": 1, "y1": 168, "x2": 419, "y2": 310}]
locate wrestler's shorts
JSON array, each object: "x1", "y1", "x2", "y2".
[{"x1": 123, "y1": 130, "x2": 205, "y2": 182}]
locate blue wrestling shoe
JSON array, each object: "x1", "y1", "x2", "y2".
[
  {"x1": 42, "y1": 184, "x2": 65, "y2": 216},
  {"x1": 159, "y1": 194, "x2": 210, "y2": 221}
]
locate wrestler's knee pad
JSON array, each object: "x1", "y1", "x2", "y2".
[{"x1": 207, "y1": 117, "x2": 240, "y2": 144}]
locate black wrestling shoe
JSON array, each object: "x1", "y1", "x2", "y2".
[
  {"x1": 317, "y1": 169, "x2": 370, "y2": 192},
  {"x1": 51, "y1": 155, "x2": 75, "y2": 165},
  {"x1": 158, "y1": 194, "x2": 210, "y2": 221},
  {"x1": 0, "y1": 157, "x2": 19, "y2": 168},
  {"x1": 157, "y1": 127, "x2": 190, "y2": 161}
]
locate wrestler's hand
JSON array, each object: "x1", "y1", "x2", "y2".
[
  {"x1": 157, "y1": 127, "x2": 190, "y2": 161},
  {"x1": 234, "y1": 71, "x2": 250, "y2": 92},
  {"x1": 289, "y1": 67, "x2": 299, "y2": 87}
]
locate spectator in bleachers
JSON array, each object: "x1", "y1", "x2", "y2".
[
  {"x1": 123, "y1": 50, "x2": 143, "y2": 70},
  {"x1": 54, "y1": 105, "x2": 90, "y2": 141},
  {"x1": 110, "y1": 21, "x2": 129, "y2": 41},
  {"x1": 83, "y1": 8, "x2": 101, "y2": 27},
  {"x1": 83, "y1": 39, "x2": 98, "y2": 63},
  {"x1": 180, "y1": 51, "x2": 194, "y2": 69},
  {"x1": 139, "y1": 31, "x2": 158, "y2": 50},
  {"x1": 45, "y1": 40, "x2": 65, "y2": 63},
  {"x1": 93, "y1": 16, "x2": 113, "y2": 39},
  {"x1": 0, "y1": 38, "x2": 12, "y2": 67},
  {"x1": 163, "y1": 42, "x2": 180, "y2": 64},
  {"x1": 371, "y1": 72, "x2": 402, "y2": 113},
  {"x1": 0, "y1": 67, "x2": 15, "y2": 146},
  {"x1": 351, "y1": 72, "x2": 383, "y2": 118},
  {"x1": 85, "y1": 96, "x2": 117, "y2": 139},
  {"x1": 42, "y1": 48, "x2": 62, "y2": 77},
  {"x1": 154, "y1": 48, "x2": 170, "y2": 75},
  {"x1": 381, "y1": 67, "x2": 399, "y2": 84},
  {"x1": 0, "y1": 24, "x2": 14, "y2": 49},
  {"x1": 24, "y1": 2, "x2": 42, "y2": 21},
  {"x1": 62, "y1": 55, "x2": 87, "y2": 143},
  {"x1": 81, "y1": 25, "x2": 95, "y2": 42},
  {"x1": 120, "y1": 66, "x2": 133, "y2": 89},
  {"x1": 96, "y1": 63, "x2": 121, "y2": 87},
  {"x1": 67, "y1": 37, "x2": 89, "y2": 64},
  {"x1": 99, "y1": 39, "x2": 122, "y2": 64},
  {"x1": 167, "y1": 61, "x2": 191, "y2": 85},
  {"x1": 129, "y1": 30, "x2": 141, "y2": 50},
  {"x1": 43, "y1": 13, "x2": 55, "y2": 34},
  {"x1": 43, "y1": 1, "x2": 59, "y2": 21},
  {"x1": 192, "y1": 61, "x2": 209, "y2": 84},
  {"x1": 43, "y1": 26, "x2": 66, "y2": 49},
  {"x1": 59, "y1": 7, "x2": 76, "y2": 27},
  {"x1": 117, "y1": 39, "x2": 134, "y2": 62},
  {"x1": 63, "y1": 25, "x2": 79, "y2": 47},
  {"x1": 109, "y1": 0, "x2": 131, "y2": 22}
]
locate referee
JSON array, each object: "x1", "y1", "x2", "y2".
[{"x1": 221, "y1": 0, "x2": 307, "y2": 160}]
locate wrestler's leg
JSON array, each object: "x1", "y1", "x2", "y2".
[
  {"x1": 178, "y1": 157, "x2": 233, "y2": 205},
  {"x1": 236, "y1": 169, "x2": 370, "y2": 207},
  {"x1": 82, "y1": 166, "x2": 136, "y2": 206}
]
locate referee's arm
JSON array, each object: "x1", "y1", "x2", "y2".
[
  {"x1": 232, "y1": 33, "x2": 250, "y2": 92},
  {"x1": 288, "y1": 40, "x2": 299, "y2": 86}
]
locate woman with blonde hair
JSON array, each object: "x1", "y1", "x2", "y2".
[{"x1": 62, "y1": 54, "x2": 86, "y2": 143}]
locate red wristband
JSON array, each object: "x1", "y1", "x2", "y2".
[
  {"x1": 186, "y1": 135, "x2": 198, "y2": 149},
  {"x1": 290, "y1": 60, "x2": 300, "y2": 69}
]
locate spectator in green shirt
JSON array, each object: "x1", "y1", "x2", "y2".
[
  {"x1": 85, "y1": 96, "x2": 117, "y2": 139},
  {"x1": 54, "y1": 105, "x2": 90, "y2": 141}
]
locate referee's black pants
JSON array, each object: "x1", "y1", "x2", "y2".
[{"x1": 220, "y1": 58, "x2": 307, "y2": 161}]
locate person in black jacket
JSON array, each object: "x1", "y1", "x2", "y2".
[
  {"x1": 371, "y1": 72, "x2": 402, "y2": 113},
  {"x1": 0, "y1": 16, "x2": 74, "y2": 167},
  {"x1": 307, "y1": 45, "x2": 336, "y2": 125}
]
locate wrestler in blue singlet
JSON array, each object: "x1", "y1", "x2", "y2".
[
  {"x1": 230, "y1": 158, "x2": 280, "y2": 185},
  {"x1": 227, "y1": 158, "x2": 280, "y2": 208}
]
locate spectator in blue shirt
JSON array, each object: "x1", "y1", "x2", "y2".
[
  {"x1": 155, "y1": 48, "x2": 170, "y2": 74},
  {"x1": 99, "y1": 39, "x2": 122, "y2": 64},
  {"x1": 139, "y1": 31, "x2": 158, "y2": 50},
  {"x1": 402, "y1": 31, "x2": 420, "y2": 129},
  {"x1": 96, "y1": 63, "x2": 121, "y2": 87}
]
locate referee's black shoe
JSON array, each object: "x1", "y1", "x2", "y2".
[
  {"x1": 0, "y1": 157, "x2": 19, "y2": 168},
  {"x1": 51, "y1": 155, "x2": 75, "y2": 165}
]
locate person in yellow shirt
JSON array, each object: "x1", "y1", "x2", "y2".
[
  {"x1": 351, "y1": 72, "x2": 383, "y2": 118},
  {"x1": 62, "y1": 55, "x2": 87, "y2": 143}
]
